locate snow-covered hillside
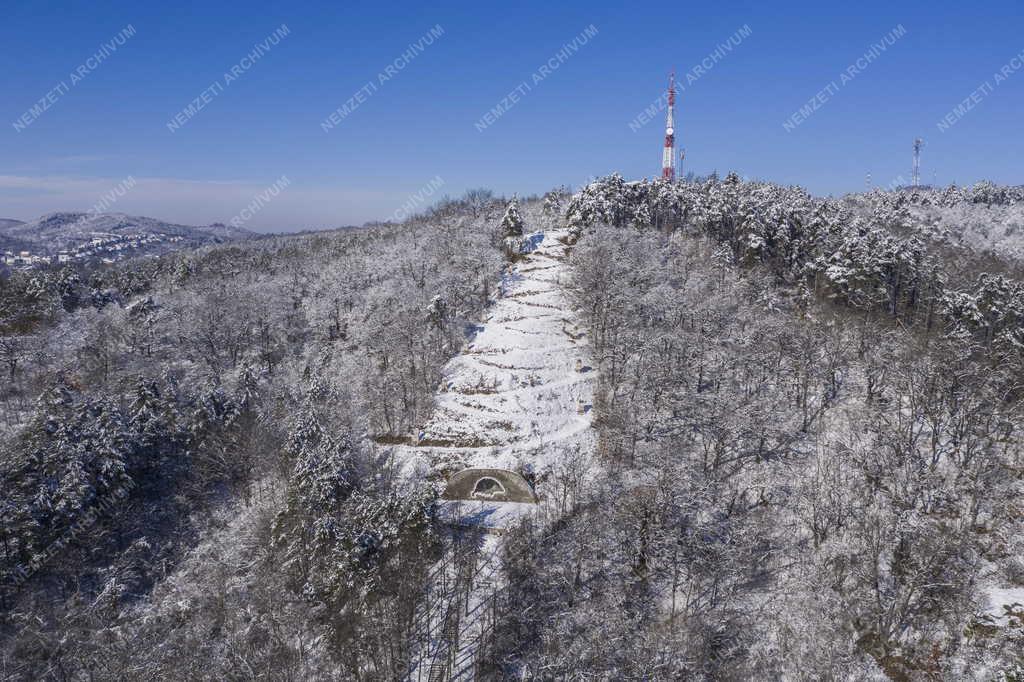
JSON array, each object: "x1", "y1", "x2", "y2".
[
  {"x1": 909, "y1": 202, "x2": 1024, "y2": 260},
  {"x1": 0, "y1": 211, "x2": 252, "y2": 254},
  {"x1": 389, "y1": 227, "x2": 595, "y2": 490},
  {"x1": 397, "y1": 226, "x2": 596, "y2": 681}
]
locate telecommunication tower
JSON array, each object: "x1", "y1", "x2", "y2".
[
  {"x1": 912, "y1": 138, "x2": 924, "y2": 187},
  {"x1": 662, "y1": 72, "x2": 676, "y2": 180}
]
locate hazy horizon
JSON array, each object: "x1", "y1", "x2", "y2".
[{"x1": 3, "y1": 0, "x2": 1023, "y2": 231}]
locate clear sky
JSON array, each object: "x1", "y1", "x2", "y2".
[{"x1": 2, "y1": 0, "x2": 1022, "y2": 232}]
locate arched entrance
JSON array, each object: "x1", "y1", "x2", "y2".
[{"x1": 442, "y1": 468, "x2": 538, "y2": 504}]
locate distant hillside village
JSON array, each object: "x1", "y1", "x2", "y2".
[{"x1": 2, "y1": 231, "x2": 183, "y2": 268}]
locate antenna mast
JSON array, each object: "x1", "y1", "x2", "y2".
[
  {"x1": 662, "y1": 72, "x2": 676, "y2": 181},
  {"x1": 912, "y1": 138, "x2": 924, "y2": 188}
]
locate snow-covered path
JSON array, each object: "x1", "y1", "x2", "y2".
[
  {"x1": 400, "y1": 228, "x2": 595, "y2": 681},
  {"x1": 407, "y1": 532, "x2": 502, "y2": 682},
  {"x1": 394, "y1": 227, "x2": 596, "y2": 479}
]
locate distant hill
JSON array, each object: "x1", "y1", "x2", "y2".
[
  {"x1": 0, "y1": 220, "x2": 36, "y2": 256},
  {"x1": 0, "y1": 212, "x2": 253, "y2": 257}
]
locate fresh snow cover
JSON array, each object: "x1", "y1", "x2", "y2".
[
  {"x1": 389, "y1": 226, "x2": 595, "y2": 492},
  {"x1": 983, "y1": 586, "x2": 1024, "y2": 626},
  {"x1": 404, "y1": 513, "x2": 527, "y2": 680},
  {"x1": 435, "y1": 500, "x2": 538, "y2": 531},
  {"x1": 0, "y1": 211, "x2": 252, "y2": 252},
  {"x1": 397, "y1": 227, "x2": 595, "y2": 680},
  {"x1": 406, "y1": 533, "x2": 504, "y2": 682}
]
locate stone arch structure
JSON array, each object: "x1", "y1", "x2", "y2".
[
  {"x1": 442, "y1": 468, "x2": 538, "y2": 504},
  {"x1": 472, "y1": 476, "x2": 506, "y2": 499}
]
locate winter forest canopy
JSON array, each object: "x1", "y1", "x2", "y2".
[{"x1": 1, "y1": 176, "x2": 1023, "y2": 680}]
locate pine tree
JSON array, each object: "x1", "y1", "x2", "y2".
[
  {"x1": 500, "y1": 196, "x2": 527, "y2": 259},
  {"x1": 500, "y1": 196, "x2": 525, "y2": 238}
]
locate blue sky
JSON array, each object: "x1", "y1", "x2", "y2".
[{"x1": 1, "y1": 0, "x2": 1022, "y2": 231}]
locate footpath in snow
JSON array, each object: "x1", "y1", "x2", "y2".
[
  {"x1": 394, "y1": 226, "x2": 596, "y2": 488},
  {"x1": 398, "y1": 227, "x2": 596, "y2": 681}
]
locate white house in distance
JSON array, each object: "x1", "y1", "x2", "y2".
[{"x1": 3, "y1": 250, "x2": 54, "y2": 266}]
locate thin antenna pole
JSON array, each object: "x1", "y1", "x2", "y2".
[{"x1": 912, "y1": 138, "x2": 924, "y2": 188}]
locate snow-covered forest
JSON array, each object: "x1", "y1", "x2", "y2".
[
  {"x1": 0, "y1": 189, "x2": 518, "y2": 679},
  {"x1": 2, "y1": 177, "x2": 1023, "y2": 679}
]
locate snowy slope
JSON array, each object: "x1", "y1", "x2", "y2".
[
  {"x1": 397, "y1": 227, "x2": 596, "y2": 681},
  {"x1": 390, "y1": 227, "x2": 596, "y2": 483},
  {"x1": 407, "y1": 532, "x2": 504, "y2": 681}
]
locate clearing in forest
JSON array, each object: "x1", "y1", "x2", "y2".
[
  {"x1": 393, "y1": 227, "x2": 596, "y2": 490},
  {"x1": 401, "y1": 227, "x2": 595, "y2": 679}
]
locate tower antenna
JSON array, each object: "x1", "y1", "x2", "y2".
[
  {"x1": 662, "y1": 71, "x2": 676, "y2": 181},
  {"x1": 912, "y1": 138, "x2": 924, "y2": 188}
]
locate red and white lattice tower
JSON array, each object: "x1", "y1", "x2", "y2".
[{"x1": 662, "y1": 72, "x2": 676, "y2": 181}]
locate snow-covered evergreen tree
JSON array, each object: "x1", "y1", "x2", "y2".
[
  {"x1": 500, "y1": 195, "x2": 525, "y2": 237},
  {"x1": 500, "y1": 195, "x2": 527, "y2": 259}
]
